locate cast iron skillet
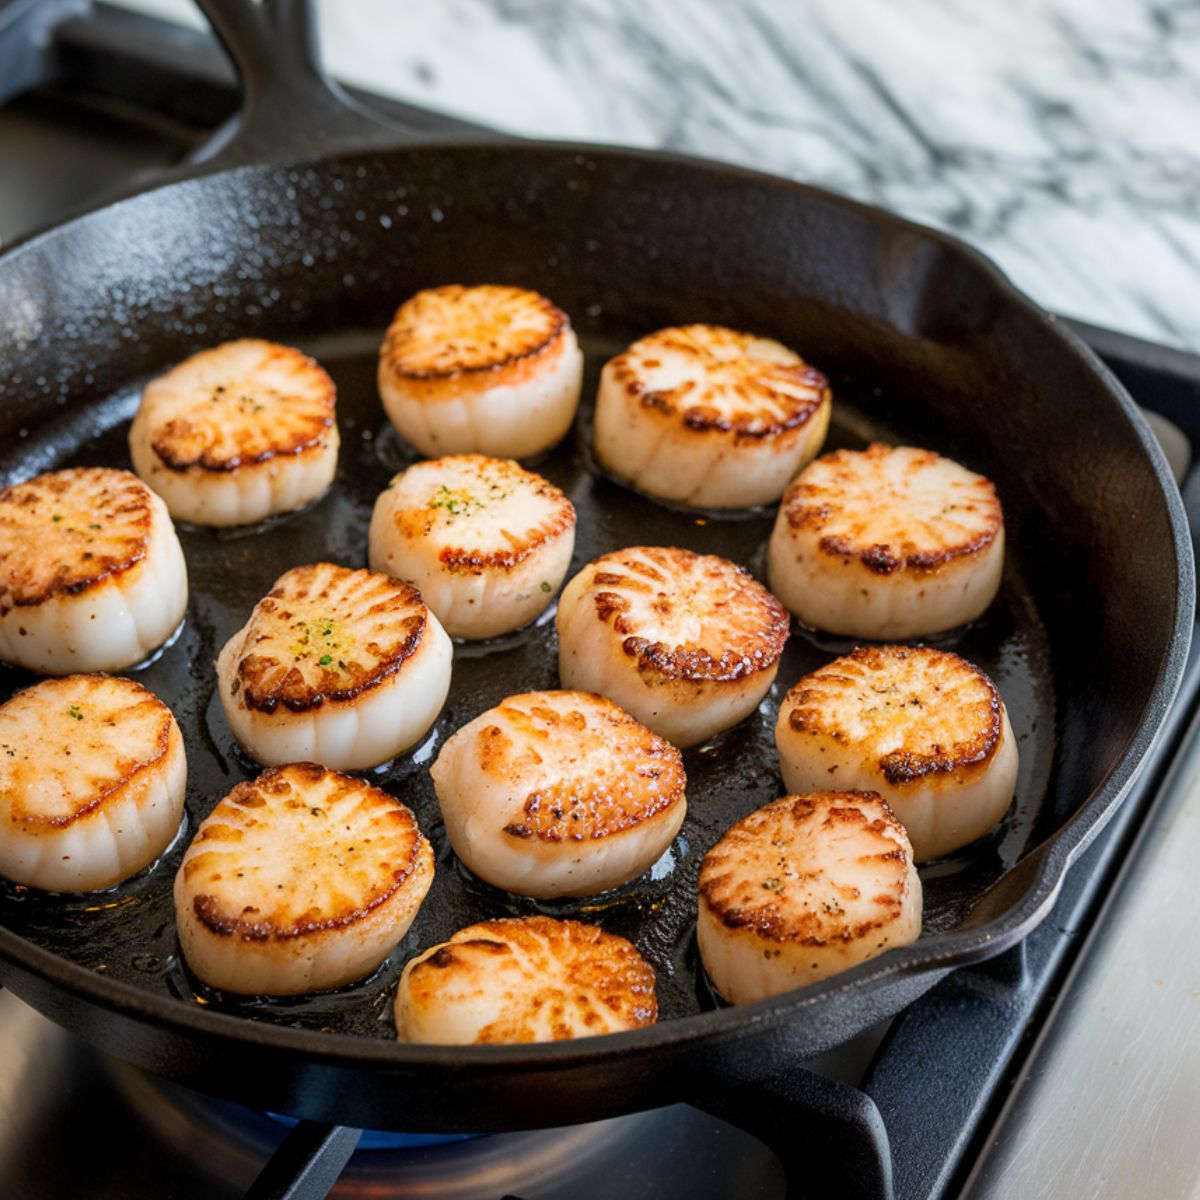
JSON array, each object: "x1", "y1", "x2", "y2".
[{"x1": 0, "y1": 0, "x2": 1192, "y2": 1134}]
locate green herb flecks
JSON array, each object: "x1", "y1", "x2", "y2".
[
  {"x1": 290, "y1": 617, "x2": 343, "y2": 663},
  {"x1": 429, "y1": 484, "x2": 479, "y2": 516}
]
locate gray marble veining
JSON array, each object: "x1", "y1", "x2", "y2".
[{"x1": 121, "y1": 0, "x2": 1200, "y2": 349}]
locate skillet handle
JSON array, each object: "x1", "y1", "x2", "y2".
[{"x1": 191, "y1": 0, "x2": 410, "y2": 169}]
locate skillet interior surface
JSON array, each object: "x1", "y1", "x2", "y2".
[
  {"x1": 0, "y1": 143, "x2": 1187, "y2": 1118},
  {"x1": 0, "y1": 326, "x2": 1055, "y2": 1036}
]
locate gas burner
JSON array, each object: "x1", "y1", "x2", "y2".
[
  {"x1": 0, "y1": 988, "x2": 782, "y2": 1199},
  {"x1": 118, "y1": 1070, "x2": 784, "y2": 1199}
]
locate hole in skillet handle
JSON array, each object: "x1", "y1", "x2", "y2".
[{"x1": 186, "y1": 0, "x2": 423, "y2": 176}]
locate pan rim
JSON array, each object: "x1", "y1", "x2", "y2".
[{"x1": 0, "y1": 137, "x2": 1193, "y2": 1075}]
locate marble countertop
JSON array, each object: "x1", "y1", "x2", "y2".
[{"x1": 121, "y1": 0, "x2": 1200, "y2": 352}]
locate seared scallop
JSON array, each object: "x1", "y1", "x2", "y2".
[
  {"x1": 129, "y1": 338, "x2": 339, "y2": 526},
  {"x1": 175, "y1": 763, "x2": 434, "y2": 995},
  {"x1": 593, "y1": 324, "x2": 831, "y2": 509},
  {"x1": 216, "y1": 563, "x2": 452, "y2": 771},
  {"x1": 395, "y1": 915, "x2": 657, "y2": 1044},
  {"x1": 556, "y1": 546, "x2": 789, "y2": 747},
  {"x1": 776, "y1": 645, "x2": 1018, "y2": 861},
  {"x1": 0, "y1": 675, "x2": 185, "y2": 891},
  {"x1": 0, "y1": 467, "x2": 188, "y2": 674},
  {"x1": 697, "y1": 791, "x2": 921, "y2": 1004},
  {"x1": 368, "y1": 454, "x2": 575, "y2": 639},
  {"x1": 431, "y1": 690, "x2": 686, "y2": 899},
  {"x1": 377, "y1": 284, "x2": 583, "y2": 459},
  {"x1": 767, "y1": 443, "x2": 1004, "y2": 639}
]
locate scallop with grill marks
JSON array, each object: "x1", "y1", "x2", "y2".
[
  {"x1": 697, "y1": 791, "x2": 922, "y2": 1004},
  {"x1": 593, "y1": 324, "x2": 831, "y2": 509},
  {"x1": 130, "y1": 338, "x2": 339, "y2": 526},
  {"x1": 378, "y1": 284, "x2": 583, "y2": 459},
  {"x1": 395, "y1": 915, "x2": 657, "y2": 1044},
  {"x1": 368, "y1": 454, "x2": 575, "y2": 638},
  {"x1": 0, "y1": 467, "x2": 188, "y2": 673},
  {"x1": 175, "y1": 763, "x2": 434, "y2": 995},
  {"x1": 431, "y1": 690, "x2": 686, "y2": 899},
  {"x1": 0, "y1": 675, "x2": 186, "y2": 891},
  {"x1": 767, "y1": 443, "x2": 1004, "y2": 639},
  {"x1": 775, "y1": 645, "x2": 1017, "y2": 861},
  {"x1": 216, "y1": 563, "x2": 452, "y2": 771},
  {"x1": 556, "y1": 546, "x2": 789, "y2": 747}
]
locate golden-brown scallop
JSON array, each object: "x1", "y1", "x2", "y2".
[
  {"x1": 368, "y1": 454, "x2": 575, "y2": 638},
  {"x1": 175, "y1": 763, "x2": 434, "y2": 995},
  {"x1": 378, "y1": 284, "x2": 583, "y2": 458},
  {"x1": 0, "y1": 675, "x2": 186, "y2": 891},
  {"x1": 216, "y1": 563, "x2": 452, "y2": 771},
  {"x1": 0, "y1": 467, "x2": 188, "y2": 674},
  {"x1": 767, "y1": 443, "x2": 1004, "y2": 638},
  {"x1": 556, "y1": 546, "x2": 790, "y2": 747},
  {"x1": 129, "y1": 338, "x2": 339, "y2": 526},
  {"x1": 697, "y1": 791, "x2": 922, "y2": 1004},
  {"x1": 593, "y1": 324, "x2": 831, "y2": 508},
  {"x1": 395, "y1": 916, "x2": 657, "y2": 1044},
  {"x1": 775, "y1": 645, "x2": 1018, "y2": 861},
  {"x1": 431, "y1": 690, "x2": 686, "y2": 899}
]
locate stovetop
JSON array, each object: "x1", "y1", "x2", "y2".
[{"x1": 2, "y1": 5, "x2": 1200, "y2": 1199}]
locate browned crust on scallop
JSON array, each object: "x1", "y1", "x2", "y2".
[
  {"x1": 184, "y1": 763, "x2": 428, "y2": 941},
  {"x1": 698, "y1": 792, "x2": 913, "y2": 944},
  {"x1": 1, "y1": 676, "x2": 174, "y2": 830},
  {"x1": 152, "y1": 426, "x2": 331, "y2": 474},
  {"x1": 815, "y1": 532, "x2": 997, "y2": 576},
  {"x1": 501, "y1": 784, "x2": 680, "y2": 841},
  {"x1": 405, "y1": 916, "x2": 657, "y2": 1038},
  {"x1": 586, "y1": 547, "x2": 789, "y2": 682},
  {"x1": 470, "y1": 693, "x2": 684, "y2": 842},
  {"x1": 146, "y1": 342, "x2": 336, "y2": 473},
  {"x1": 436, "y1": 488, "x2": 574, "y2": 574},
  {"x1": 785, "y1": 645, "x2": 1002, "y2": 784},
  {"x1": 438, "y1": 535, "x2": 565, "y2": 573},
  {"x1": 606, "y1": 324, "x2": 830, "y2": 439},
  {"x1": 380, "y1": 285, "x2": 569, "y2": 382},
  {"x1": 390, "y1": 456, "x2": 576, "y2": 575},
  {"x1": 782, "y1": 444, "x2": 1003, "y2": 574},
  {"x1": 0, "y1": 469, "x2": 154, "y2": 610},
  {"x1": 231, "y1": 565, "x2": 426, "y2": 714}
]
